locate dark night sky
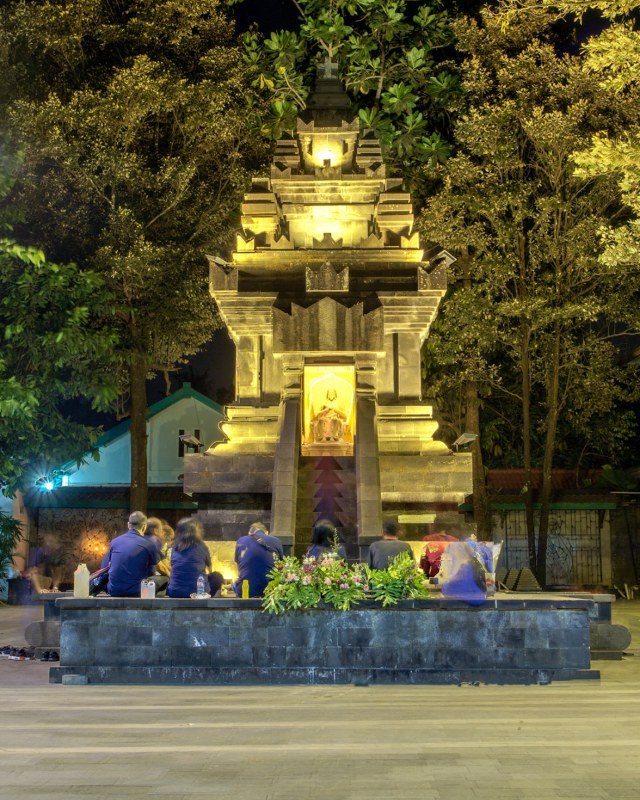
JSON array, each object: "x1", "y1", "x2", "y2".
[{"x1": 235, "y1": 0, "x2": 299, "y2": 33}]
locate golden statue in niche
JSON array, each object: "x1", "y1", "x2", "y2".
[
  {"x1": 313, "y1": 385, "x2": 347, "y2": 442},
  {"x1": 303, "y1": 367, "x2": 355, "y2": 455}
]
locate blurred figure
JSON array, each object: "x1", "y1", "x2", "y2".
[
  {"x1": 167, "y1": 518, "x2": 222, "y2": 598},
  {"x1": 144, "y1": 517, "x2": 166, "y2": 554},
  {"x1": 440, "y1": 537, "x2": 493, "y2": 606},
  {"x1": 161, "y1": 520, "x2": 175, "y2": 551},
  {"x1": 306, "y1": 519, "x2": 346, "y2": 560},
  {"x1": 101, "y1": 511, "x2": 159, "y2": 597},
  {"x1": 368, "y1": 521, "x2": 413, "y2": 570},
  {"x1": 144, "y1": 517, "x2": 175, "y2": 558},
  {"x1": 233, "y1": 522, "x2": 283, "y2": 598},
  {"x1": 145, "y1": 518, "x2": 174, "y2": 578},
  {"x1": 28, "y1": 533, "x2": 66, "y2": 593},
  {"x1": 419, "y1": 533, "x2": 459, "y2": 578}
]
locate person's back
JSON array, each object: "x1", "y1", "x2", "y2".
[
  {"x1": 104, "y1": 512, "x2": 158, "y2": 597},
  {"x1": 306, "y1": 543, "x2": 347, "y2": 560},
  {"x1": 368, "y1": 539, "x2": 412, "y2": 570},
  {"x1": 234, "y1": 524, "x2": 283, "y2": 597},
  {"x1": 168, "y1": 541, "x2": 211, "y2": 598}
]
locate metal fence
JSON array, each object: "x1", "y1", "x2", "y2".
[{"x1": 493, "y1": 509, "x2": 604, "y2": 586}]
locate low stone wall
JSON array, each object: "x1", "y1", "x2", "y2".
[
  {"x1": 564, "y1": 593, "x2": 632, "y2": 657},
  {"x1": 50, "y1": 596, "x2": 598, "y2": 685}
]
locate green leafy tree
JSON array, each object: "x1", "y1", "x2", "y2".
[
  {"x1": 419, "y1": 1, "x2": 640, "y2": 584},
  {"x1": 0, "y1": 151, "x2": 118, "y2": 494},
  {"x1": 0, "y1": 510, "x2": 22, "y2": 581},
  {"x1": 540, "y1": 0, "x2": 640, "y2": 273},
  {"x1": 0, "y1": 241, "x2": 118, "y2": 492},
  {"x1": 0, "y1": 0, "x2": 268, "y2": 509},
  {"x1": 242, "y1": 0, "x2": 461, "y2": 185}
]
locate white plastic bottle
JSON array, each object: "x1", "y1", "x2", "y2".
[
  {"x1": 73, "y1": 563, "x2": 90, "y2": 598},
  {"x1": 196, "y1": 574, "x2": 206, "y2": 597}
]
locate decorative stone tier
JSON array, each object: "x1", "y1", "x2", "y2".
[{"x1": 50, "y1": 596, "x2": 598, "y2": 686}]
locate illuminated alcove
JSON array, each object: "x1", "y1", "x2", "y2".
[{"x1": 302, "y1": 365, "x2": 356, "y2": 456}]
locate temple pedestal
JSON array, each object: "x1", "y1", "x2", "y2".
[{"x1": 50, "y1": 595, "x2": 600, "y2": 686}]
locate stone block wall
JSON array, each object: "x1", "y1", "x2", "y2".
[
  {"x1": 51, "y1": 596, "x2": 597, "y2": 685},
  {"x1": 379, "y1": 454, "x2": 473, "y2": 506},
  {"x1": 30, "y1": 508, "x2": 127, "y2": 581}
]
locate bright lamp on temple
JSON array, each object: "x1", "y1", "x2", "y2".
[{"x1": 315, "y1": 147, "x2": 340, "y2": 167}]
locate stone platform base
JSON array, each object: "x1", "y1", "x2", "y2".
[
  {"x1": 50, "y1": 665, "x2": 598, "y2": 685},
  {"x1": 50, "y1": 595, "x2": 598, "y2": 686}
]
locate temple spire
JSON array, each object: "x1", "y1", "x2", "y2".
[{"x1": 305, "y1": 57, "x2": 353, "y2": 125}]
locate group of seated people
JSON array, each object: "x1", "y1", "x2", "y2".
[
  {"x1": 101, "y1": 511, "x2": 285, "y2": 599},
  {"x1": 101, "y1": 512, "x2": 495, "y2": 605}
]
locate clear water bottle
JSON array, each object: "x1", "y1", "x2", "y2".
[{"x1": 196, "y1": 574, "x2": 206, "y2": 597}]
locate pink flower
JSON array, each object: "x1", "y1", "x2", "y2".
[
  {"x1": 286, "y1": 573, "x2": 299, "y2": 583},
  {"x1": 339, "y1": 583, "x2": 349, "y2": 590},
  {"x1": 324, "y1": 577, "x2": 332, "y2": 586},
  {"x1": 302, "y1": 576, "x2": 311, "y2": 585},
  {"x1": 363, "y1": 584, "x2": 370, "y2": 592}
]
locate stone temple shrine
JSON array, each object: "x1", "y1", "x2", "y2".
[{"x1": 184, "y1": 61, "x2": 472, "y2": 557}]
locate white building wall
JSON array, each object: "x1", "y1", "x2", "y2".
[
  {"x1": 67, "y1": 396, "x2": 225, "y2": 487},
  {"x1": 68, "y1": 434, "x2": 131, "y2": 487},
  {"x1": 148, "y1": 397, "x2": 224, "y2": 484}
]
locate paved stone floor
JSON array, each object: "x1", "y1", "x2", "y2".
[{"x1": 1, "y1": 600, "x2": 639, "y2": 800}]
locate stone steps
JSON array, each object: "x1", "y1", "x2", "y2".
[{"x1": 294, "y1": 455, "x2": 357, "y2": 558}]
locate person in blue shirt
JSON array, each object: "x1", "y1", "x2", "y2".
[
  {"x1": 167, "y1": 518, "x2": 223, "y2": 598},
  {"x1": 102, "y1": 511, "x2": 160, "y2": 597},
  {"x1": 233, "y1": 522, "x2": 284, "y2": 597}
]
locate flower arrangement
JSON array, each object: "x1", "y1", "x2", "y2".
[
  {"x1": 367, "y1": 551, "x2": 430, "y2": 607},
  {"x1": 262, "y1": 550, "x2": 429, "y2": 614}
]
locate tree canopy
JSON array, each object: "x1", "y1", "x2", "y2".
[
  {"x1": 0, "y1": 0, "x2": 268, "y2": 508},
  {"x1": 0, "y1": 152, "x2": 118, "y2": 495},
  {"x1": 419, "y1": 0, "x2": 640, "y2": 581},
  {"x1": 545, "y1": 0, "x2": 640, "y2": 276}
]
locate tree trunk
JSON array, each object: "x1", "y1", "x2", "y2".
[
  {"x1": 465, "y1": 378, "x2": 489, "y2": 537},
  {"x1": 129, "y1": 348, "x2": 149, "y2": 513},
  {"x1": 537, "y1": 325, "x2": 562, "y2": 587},
  {"x1": 459, "y1": 251, "x2": 489, "y2": 537},
  {"x1": 521, "y1": 328, "x2": 537, "y2": 574}
]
